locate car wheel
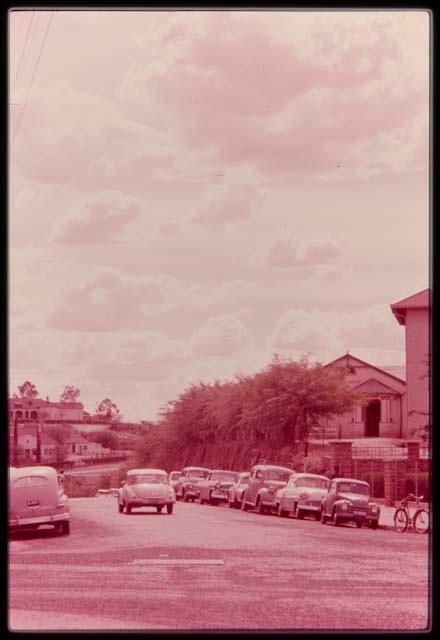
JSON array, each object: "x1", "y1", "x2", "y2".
[
  {"x1": 355, "y1": 520, "x2": 362, "y2": 528},
  {"x1": 297, "y1": 508, "x2": 304, "y2": 520},
  {"x1": 277, "y1": 503, "x2": 288, "y2": 518},
  {"x1": 118, "y1": 503, "x2": 124, "y2": 513},
  {"x1": 256, "y1": 498, "x2": 265, "y2": 515},
  {"x1": 125, "y1": 503, "x2": 132, "y2": 514},
  {"x1": 315, "y1": 510, "x2": 321, "y2": 521},
  {"x1": 183, "y1": 491, "x2": 189, "y2": 502},
  {"x1": 228, "y1": 500, "x2": 234, "y2": 508},
  {"x1": 331, "y1": 509, "x2": 340, "y2": 526},
  {"x1": 166, "y1": 503, "x2": 173, "y2": 514},
  {"x1": 156, "y1": 506, "x2": 163, "y2": 513},
  {"x1": 59, "y1": 521, "x2": 70, "y2": 535},
  {"x1": 320, "y1": 509, "x2": 328, "y2": 524},
  {"x1": 370, "y1": 521, "x2": 378, "y2": 530},
  {"x1": 241, "y1": 497, "x2": 249, "y2": 511}
]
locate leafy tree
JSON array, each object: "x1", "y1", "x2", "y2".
[
  {"x1": 60, "y1": 385, "x2": 81, "y2": 403},
  {"x1": 17, "y1": 380, "x2": 39, "y2": 399},
  {"x1": 96, "y1": 398, "x2": 121, "y2": 423},
  {"x1": 85, "y1": 430, "x2": 120, "y2": 450},
  {"x1": 44, "y1": 424, "x2": 73, "y2": 463}
]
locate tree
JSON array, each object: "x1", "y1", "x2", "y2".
[
  {"x1": 17, "y1": 381, "x2": 39, "y2": 399},
  {"x1": 60, "y1": 385, "x2": 81, "y2": 403},
  {"x1": 44, "y1": 424, "x2": 73, "y2": 463},
  {"x1": 96, "y1": 398, "x2": 121, "y2": 423},
  {"x1": 85, "y1": 430, "x2": 120, "y2": 450}
]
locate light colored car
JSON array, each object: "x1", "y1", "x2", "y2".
[
  {"x1": 118, "y1": 468, "x2": 175, "y2": 514},
  {"x1": 174, "y1": 466, "x2": 211, "y2": 502},
  {"x1": 275, "y1": 473, "x2": 330, "y2": 520},
  {"x1": 168, "y1": 471, "x2": 182, "y2": 494},
  {"x1": 321, "y1": 477, "x2": 380, "y2": 529},
  {"x1": 197, "y1": 470, "x2": 240, "y2": 505},
  {"x1": 9, "y1": 466, "x2": 70, "y2": 535},
  {"x1": 228, "y1": 472, "x2": 250, "y2": 508},
  {"x1": 241, "y1": 464, "x2": 294, "y2": 514}
]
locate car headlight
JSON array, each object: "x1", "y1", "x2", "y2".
[
  {"x1": 370, "y1": 504, "x2": 378, "y2": 513},
  {"x1": 341, "y1": 502, "x2": 349, "y2": 511}
]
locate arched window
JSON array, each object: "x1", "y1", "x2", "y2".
[
  {"x1": 15, "y1": 410, "x2": 23, "y2": 419},
  {"x1": 30, "y1": 410, "x2": 38, "y2": 420}
]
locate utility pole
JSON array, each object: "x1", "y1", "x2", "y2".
[
  {"x1": 13, "y1": 413, "x2": 18, "y2": 465},
  {"x1": 36, "y1": 414, "x2": 43, "y2": 464}
]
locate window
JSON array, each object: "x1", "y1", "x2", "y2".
[
  {"x1": 14, "y1": 476, "x2": 48, "y2": 487},
  {"x1": 255, "y1": 470, "x2": 263, "y2": 480}
]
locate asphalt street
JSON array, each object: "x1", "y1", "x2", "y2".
[{"x1": 9, "y1": 496, "x2": 430, "y2": 631}]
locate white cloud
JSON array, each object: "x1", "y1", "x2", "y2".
[{"x1": 191, "y1": 314, "x2": 253, "y2": 357}]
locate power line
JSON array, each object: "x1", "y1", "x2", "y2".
[
  {"x1": 12, "y1": 11, "x2": 54, "y2": 145},
  {"x1": 12, "y1": 11, "x2": 35, "y2": 93}
]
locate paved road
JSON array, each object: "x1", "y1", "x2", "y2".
[{"x1": 9, "y1": 497, "x2": 430, "y2": 631}]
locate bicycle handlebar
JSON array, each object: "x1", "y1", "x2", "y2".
[{"x1": 402, "y1": 493, "x2": 424, "y2": 503}]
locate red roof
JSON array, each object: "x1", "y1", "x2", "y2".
[
  {"x1": 390, "y1": 288, "x2": 430, "y2": 325},
  {"x1": 324, "y1": 353, "x2": 406, "y2": 384}
]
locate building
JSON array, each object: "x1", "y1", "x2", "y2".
[
  {"x1": 15, "y1": 427, "x2": 58, "y2": 463},
  {"x1": 9, "y1": 398, "x2": 84, "y2": 423},
  {"x1": 391, "y1": 288, "x2": 430, "y2": 439},
  {"x1": 313, "y1": 353, "x2": 407, "y2": 441}
]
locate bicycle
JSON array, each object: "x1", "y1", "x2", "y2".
[{"x1": 393, "y1": 493, "x2": 429, "y2": 534}]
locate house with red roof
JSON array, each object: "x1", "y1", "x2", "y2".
[{"x1": 314, "y1": 353, "x2": 407, "y2": 440}]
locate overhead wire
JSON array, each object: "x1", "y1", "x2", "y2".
[
  {"x1": 11, "y1": 11, "x2": 35, "y2": 93},
  {"x1": 12, "y1": 11, "x2": 54, "y2": 145}
]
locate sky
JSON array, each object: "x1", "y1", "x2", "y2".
[{"x1": 9, "y1": 9, "x2": 430, "y2": 421}]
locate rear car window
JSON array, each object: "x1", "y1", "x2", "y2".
[{"x1": 14, "y1": 476, "x2": 49, "y2": 487}]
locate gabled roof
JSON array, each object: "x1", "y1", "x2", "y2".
[
  {"x1": 390, "y1": 288, "x2": 430, "y2": 325},
  {"x1": 324, "y1": 353, "x2": 406, "y2": 384},
  {"x1": 353, "y1": 378, "x2": 402, "y2": 395}
]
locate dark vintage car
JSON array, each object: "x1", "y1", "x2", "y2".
[
  {"x1": 174, "y1": 466, "x2": 211, "y2": 502},
  {"x1": 320, "y1": 478, "x2": 380, "y2": 529},
  {"x1": 228, "y1": 472, "x2": 250, "y2": 508},
  {"x1": 241, "y1": 464, "x2": 294, "y2": 514},
  {"x1": 196, "y1": 470, "x2": 240, "y2": 505}
]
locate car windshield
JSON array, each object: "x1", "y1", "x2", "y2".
[
  {"x1": 127, "y1": 474, "x2": 168, "y2": 485},
  {"x1": 169, "y1": 473, "x2": 181, "y2": 481},
  {"x1": 265, "y1": 470, "x2": 291, "y2": 482},
  {"x1": 211, "y1": 472, "x2": 239, "y2": 482},
  {"x1": 295, "y1": 477, "x2": 328, "y2": 489},
  {"x1": 186, "y1": 470, "x2": 209, "y2": 478},
  {"x1": 337, "y1": 482, "x2": 369, "y2": 496}
]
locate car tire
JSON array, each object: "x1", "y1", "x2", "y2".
[
  {"x1": 370, "y1": 521, "x2": 378, "y2": 530},
  {"x1": 277, "y1": 503, "x2": 288, "y2": 518},
  {"x1": 315, "y1": 511, "x2": 321, "y2": 521},
  {"x1": 118, "y1": 503, "x2": 124, "y2": 513},
  {"x1": 166, "y1": 503, "x2": 173, "y2": 515},
  {"x1": 256, "y1": 498, "x2": 265, "y2": 515},
  {"x1": 320, "y1": 509, "x2": 328, "y2": 524},
  {"x1": 60, "y1": 521, "x2": 70, "y2": 535},
  {"x1": 183, "y1": 491, "x2": 189, "y2": 502},
  {"x1": 228, "y1": 500, "x2": 234, "y2": 508},
  {"x1": 156, "y1": 506, "x2": 163, "y2": 513},
  {"x1": 331, "y1": 509, "x2": 340, "y2": 526},
  {"x1": 297, "y1": 508, "x2": 304, "y2": 520},
  {"x1": 355, "y1": 520, "x2": 362, "y2": 528},
  {"x1": 241, "y1": 498, "x2": 249, "y2": 511},
  {"x1": 125, "y1": 503, "x2": 132, "y2": 514}
]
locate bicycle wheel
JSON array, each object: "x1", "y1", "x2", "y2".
[
  {"x1": 394, "y1": 508, "x2": 408, "y2": 533},
  {"x1": 414, "y1": 509, "x2": 429, "y2": 534}
]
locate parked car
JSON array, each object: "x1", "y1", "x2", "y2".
[
  {"x1": 241, "y1": 464, "x2": 294, "y2": 514},
  {"x1": 168, "y1": 471, "x2": 182, "y2": 494},
  {"x1": 196, "y1": 470, "x2": 240, "y2": 505},
  {"x1": 275, "y1": 473, "x2": 330, "y2": 520},
  {"x1": 228, "y1": 472, "x2": 250, "y2": 508},
  {"x1": 118, "y1": 468, "x2": 175, "y2": 514},
  {"x1": 8, "y1": 466, "x2": 70, "y2": 535},
  {"x1": 320, "y1": 477, "x2": 380, "y2": 529},
  {"x1": 174, "y1": 466, "x2": 211, "y2": 502}
]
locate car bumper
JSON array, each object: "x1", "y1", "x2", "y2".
[
  {"x1": 337, "y1": 511, "x2": 379, "y2": 523},
  {"x1": 129, "y1": 498, "x2": 173, "y2": 506},
  {"x1": 9, "y1": 512, "x2": 70, "y2": 528},
  {"x1": 298, "y1": 502, "x2": 322, "y2": 513},
  {"x1": 210, "y1": 490, "x2": 229, "y2": 502}
]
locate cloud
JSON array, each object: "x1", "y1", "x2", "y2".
[
  {"x1": 55, "y1": 191, "x2": 142, "y2": 244},
  {"x1": 254, "y1": 234, "x2": 344, "y2": 268},
  {"x1": 193, "y1": 184, "x2": 266, "y2": 230},
  {"x1": 191, "y1": 314, "x2": 253, "y2": 357}
]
